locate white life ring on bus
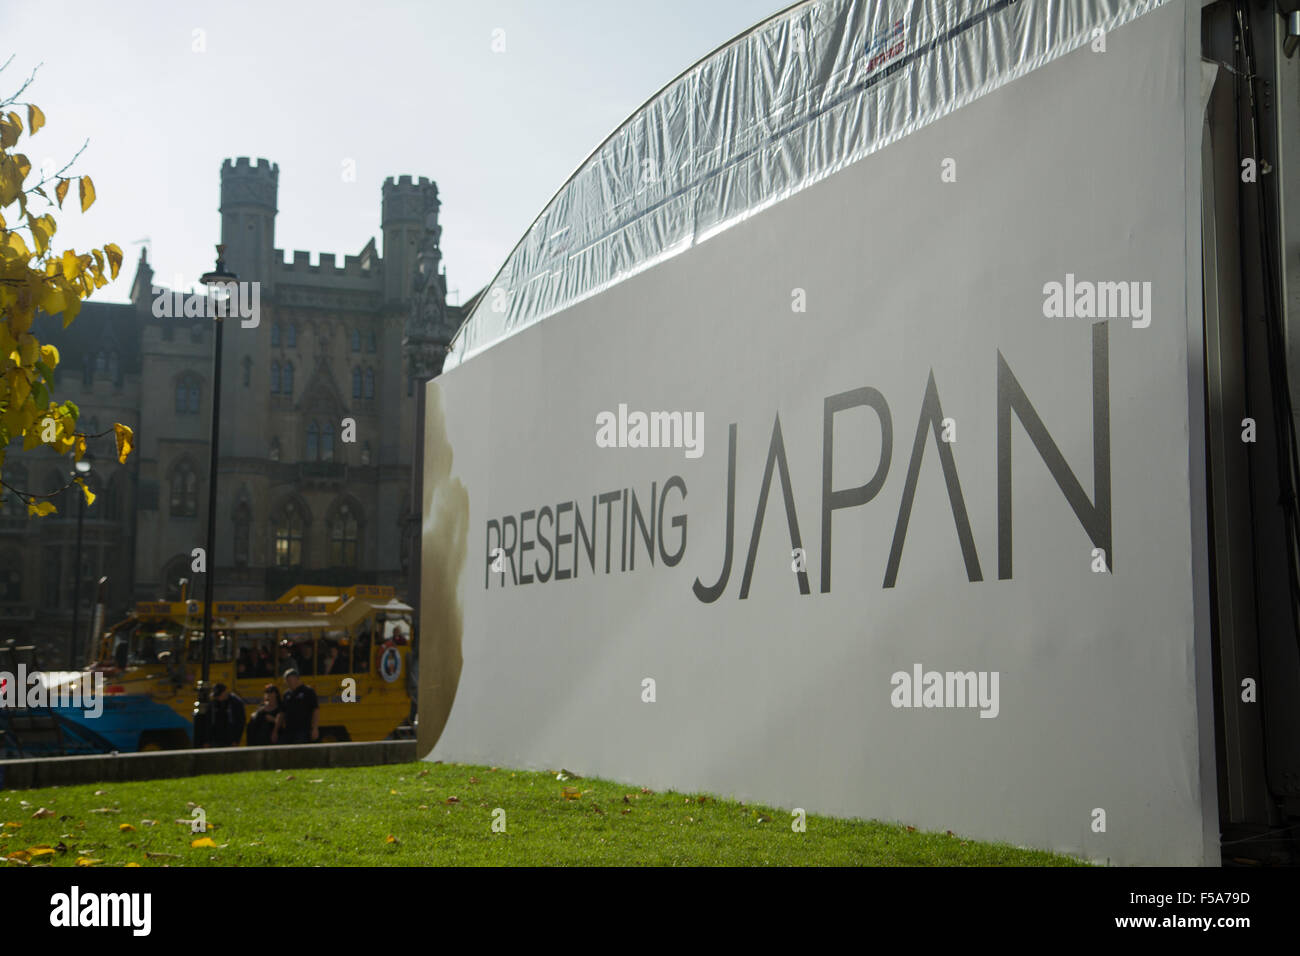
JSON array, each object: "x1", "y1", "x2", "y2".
[{"x1": 379, "y1": 646, "x2": 402, "y2": 683}]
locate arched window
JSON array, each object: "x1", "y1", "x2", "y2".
[
  {"x1": 242, "y1": 355, "x2": 252, "y2": 387},
  {"x1": 176, "y1": 375, "x2": 200, "y2": 414},
  {"x1": 329, "y1": 502, "x2": 359, "y2": 567},
  {"x1": 306, "y1": 422, "x2": 318, "y2": 460},
  {"x1": 233, "y1": 501, "x2": 251, "y2": 567},
  {"x1": 287, "y1": 324, "x2": 297, "y2": 348},
  {"x1": 351, "y1": 329, "x2": 361, "y2": 353},
  {"x1": 283, "y1": 362, "x2": 294, "y2": 395},
  {"x1": 0, "y1": 549, "x2": 22, "y2": 602},
  {"x1": 320, "y1": 421, "x2": 334, "y2": 461},
  {"x1": 366, "y1": 330, "x2": 377, "y2": 353},
  {"x1": 352, "y1": 367, "x2": 362, "y2": 399},
  {"x1": 272, "y1": 501, "x2": 305, "y2": 568},
  {"x1": 271, "y1": 361, "x2": 281, "y2": 394},
  {"x1": 269, "y1": 437, "x2": 281, "y2": 461},
  {"x1": 364, "y1": 368, "x2": 374, "y2": 399},
  {"x1": 272, "y1": 323, "x2": 281, "y2": 347},
  {"x1": 169, "y1": 460, "x2": 198, "y2": 517}
]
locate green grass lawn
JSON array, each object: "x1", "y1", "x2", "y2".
[{"x1": 0, "y1": 761, "x2": 1085, "y2": 866}]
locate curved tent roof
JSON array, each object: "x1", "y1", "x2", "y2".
[{"x1": 445, "y1": 0, "x2": 1163, "y2": 370}]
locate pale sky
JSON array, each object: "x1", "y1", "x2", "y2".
[{"x1": 1, "y1": 0, "x2": 785, "y2": 304}]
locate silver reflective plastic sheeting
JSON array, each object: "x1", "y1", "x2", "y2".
[{"x1": 445, "y1": 0, "x2": 1167, "y2": 369}]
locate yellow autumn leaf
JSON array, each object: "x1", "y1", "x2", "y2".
[
  {"x1": 79, "y1": 175, "x2": 95, "y2": 212},
  {"x1": 118, "y1": 823, "x2": 134, "y2": 832},
  {"x1": 5, "y1": 849, "x2": 30, "y2": 862},
  {"x1": 39, "y1": 343, "x2": 58, "y2": 368},
  {"x1": 54, "y1": 178, "x2": 69, "y2": 209},
  {"x1": 385, "y1": 834, "x2": 397, "y2": 844},
  {"x1": 74, "y1": 434, "x2": 87, "y2": 461},
  {"x1": 114, "y1": 422, "x2": 133, "y2": 463},
  {"x1": 27, "y1": 104, "x2": 44, "y2": 135},
  {"x1": 13, "y1": 154, "x2": 31, "y2": 181},
  {"x1": 75, "y1": 857, "x2": 102, "y2": 867},
  {"x1": 79, "y1": 479, "x2": 95, "y2": 507},
  {"x1": 104, "y1": 242, "x2": 123, "y2": 280},
  {"x1": 60, "y1": 249, "x2": 80, "y2": 281},
  {"x1": 27, "y1": 500, "x2": 55, "y2": 517},
  {"x1": 190, "y1": 836, "x2": 217, "y2": 849},
  {"x1": 28, "y1": 845, "x2": 55, "y2": 856}
]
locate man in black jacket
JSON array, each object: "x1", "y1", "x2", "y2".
[{"x1": 211, "y1": 683, "x2": 246, "y2": 747}]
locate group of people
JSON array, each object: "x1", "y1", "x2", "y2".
[{"x1": 206, "y1": 669, "x2": 321, "y2": 747}]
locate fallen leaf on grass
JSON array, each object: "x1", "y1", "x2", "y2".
[
  {"x1": 28, "y1": 845, "x2": 55, "y2": 856},
  {"x1": 755, "y1": 815, "x2": 771, "y2": 824},
  {"x1": 125, "y1": 862, "x2": 141, "y2": 867},
  {"x1": 55, "y1": 842, "x2": 67, "y2": 854},
  {"x1": 75, "y1": 857, "x2": 101, "y2": 867},
  {"x1": 416, "y1": 769, "x2": 430, "y2": 777},
  {"x1": 390, "y1": 789, "x2": 398, "y2": 795},
  {"x1": 621, "y1": 808, "x2": 631, "y2": 815},
  {"x1": 186, "y1": 801, "x2": 198, "y2": 809},
  {"x1": 94, "y1": 790, "x2": 107, "y2": 796},
  {"x1": 385, "y1": 835, "x2": 397, "y2": 844},
  {"x1": 562, "y1": 787, "x2": 581, "y2": 801},
  {"x1": 488, "y1": 767, "x2": 499, "y2": 772},
  {"x1": 190, "y1": 837, "x2": 218, "y2": 849},
  {"x1": 141, "y1": 820, "x2": 158, "y2": 827},
  {"x1": 623, "y1": 795, "x2": 632, "y2": 803},
  {"x1": 32, "y1": 808, "x2": 55, "y2": 819},
  {"x1": 468, "y1": 776, "x2": 479, "y2": 784},
  {"x1": 119, "y1": 824, "x2": 135, "y2": 832},
  {"x1": 88, "y1": 808, "x2": 119, "y2": 814},
  {"x1": 640, "y1": 788, "x2": 653, "y2": 795},
  {"x1": 445, "y1": 796, "x2": 460, "y2": 805},
  {"x1": 2, "y1": 822, "x2": 19, "y2": 829},
  {"x1": 6, "y1": 850, "x2": 30, "y2": 863},
  {"x1": 418, "y1": 805, "x2": 428, "y2": 810},
  {"x1": 309, "y1": 779, "x2": 324, "y2": 784},
  {"x1": 906, "y1": 826, "x2": 916, "y2": 833}
]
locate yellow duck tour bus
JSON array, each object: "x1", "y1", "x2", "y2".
[{"x1": 80, "y1": 584, "x2": 414, "y2": 752}]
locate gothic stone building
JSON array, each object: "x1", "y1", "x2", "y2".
[{"x1": 1, "y1": 158, "x2": 465, "y2": 660}]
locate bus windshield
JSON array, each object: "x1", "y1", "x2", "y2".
[{"x1": 128, "y1": 620, "x2": 184, "y2": 667}]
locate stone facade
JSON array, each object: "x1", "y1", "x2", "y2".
[{"x1": 0, "y1": 158, "x2": 464, "y2": 661}]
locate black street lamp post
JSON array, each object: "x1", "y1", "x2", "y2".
[
  {"x1": 193, "y1": 246, "x2": 237, "y2": 747},
  {"x1": 68, "y1": 457, "x2": 91, "y2": 669}
]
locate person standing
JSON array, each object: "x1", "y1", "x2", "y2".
[
  {"x1": 246, "y1": 684, "x2": 283, "y2": 746},
  {"x1": 280, "y1": 669, "x2": 319, "y2": 744},
  {"x1": 210, "y1": 683, "x2": 246, "y2": 747}
]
